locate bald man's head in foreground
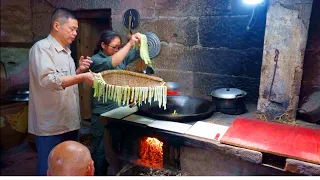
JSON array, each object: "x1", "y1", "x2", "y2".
[{"x1": 47, "y1": 141, "x2": 94, "y2": 176}]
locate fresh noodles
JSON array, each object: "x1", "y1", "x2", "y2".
[
  {"x1": 139, "y1": 34, "x2": 152, "y2": 66},
  {"x1": 92, "y1": 74, "x2": 167, "y2": 109}
]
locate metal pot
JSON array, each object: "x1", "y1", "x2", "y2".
[{"x1": 210, "y1": 88, "x2": 247, "y2": 115}]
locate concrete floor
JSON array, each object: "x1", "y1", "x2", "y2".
[
  {"x1": 0, "y1": 139, "x2": 37, "y2": 175},
  {"x1": 0, "y1": 120, "x2": 92, "y2": 176}
]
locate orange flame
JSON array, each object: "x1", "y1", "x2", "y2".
[{"x1": 137, "y1": 137, "x2": 163, "y2": 168}]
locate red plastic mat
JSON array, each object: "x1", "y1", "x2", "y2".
[{"x1": 220, "y1": 117, "x2": 320, "y2": 165}]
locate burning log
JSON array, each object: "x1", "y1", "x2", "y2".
[{"x1": 137, "y1": 137, "x2": 163, "y2": 169}]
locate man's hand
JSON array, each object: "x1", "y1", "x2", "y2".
[
  {"x1": 76, "y1": 56, "x2": 93, "y2": 74},
  {"x1": 82, "y1": 72, "x2": 95, "y2": 86}
]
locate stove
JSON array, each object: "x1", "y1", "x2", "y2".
[{"x1": 99, "y1": 105, "x2": 229, "y2": 175}]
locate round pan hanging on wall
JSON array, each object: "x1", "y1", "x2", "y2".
[
  {"x1": 123, "y1": 9, "x2": 161, "y2": 59},
  {"x1": 144, "y1": 32, "x2": 161, "y2": 59},
  {"x1": 123, "y1": 9, "x2": 140, "y2": 30}
]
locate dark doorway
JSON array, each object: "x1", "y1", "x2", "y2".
[{"x1": 71, "y1": 9, "x2": 111, "y2": 120}]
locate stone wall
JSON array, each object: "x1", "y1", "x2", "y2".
[
  {"x1": 48, "y1": 0, "x2": 268, "y2": 101},
  {"x1": 180, "y1": 146, "x2": 293, "y2": 175},
  {"x1": 1, "y1": 0, "x2": 268, "y2": 101},
  {"x1": 0, "y1": 0, "x2": 33, "y2": 42},
  {"x1": 0, "y1": 0, "x2": 54, "y2": 43},
  {"x1": 0, "y1": 0, "x2": 54, "y2": 90}
]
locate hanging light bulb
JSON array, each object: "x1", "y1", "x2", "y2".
[{"x1": 243, "y1": 0, "x2": 263, "y2": 5}]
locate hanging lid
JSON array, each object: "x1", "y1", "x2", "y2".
[{"x1": 211, "y1": 88, "x2": 247, "y2": 99}]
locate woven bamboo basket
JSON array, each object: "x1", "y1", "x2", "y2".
[
  {"x1": 100, "y1": 70, "x2": 165, "y2": 87},
  {"x1": 93, "y1": 70, "x2": 167, "y2": 108}
]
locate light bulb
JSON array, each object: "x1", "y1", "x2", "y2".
[{"x1": 243, "y1": 0, "x2": 263, "y2": 5}]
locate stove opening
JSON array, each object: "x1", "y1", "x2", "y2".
[{"x1": 136, "y1": 137, "x2": 163, "y2": 169}]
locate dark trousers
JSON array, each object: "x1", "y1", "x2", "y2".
[
  {"x1": 91, "y1": 113, "x2": 108, "y2": 176},
  {"x1": 35, "y1": 130, "x2": 79, "y2": 176}
]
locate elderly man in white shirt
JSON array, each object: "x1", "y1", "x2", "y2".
[{"x1": 28, "y1": 7, "x2": 95, "y2": 176}]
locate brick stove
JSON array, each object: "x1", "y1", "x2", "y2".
[
  {"x1": 99, "y1": 105, "x2": 302, "y2": 176},
  {"x1": 102, "y1": 110, "x2": 184, "y2": 175}
]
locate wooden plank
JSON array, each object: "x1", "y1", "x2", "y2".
[
  {"x1": 78, "y1": 20, "x2": 92, "y2": 120},
  {"x1": 76, "y1": 17, "x2": 110, "y2": 120},
  {"x1": 75, "y1": 9, "x2": 111, "y2": 20},
  {"x1": 220, "y1": 117, "x2": 320, "y2": 165}
]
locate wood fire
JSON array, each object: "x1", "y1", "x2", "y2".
[{"x1": 137, "y1": 137, "x2": 163, "y2": 168}]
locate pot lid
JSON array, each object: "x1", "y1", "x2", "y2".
[{"x1": 211, "y1": 88, "x2": 247, "y2": 99}]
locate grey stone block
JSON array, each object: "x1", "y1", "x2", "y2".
[
  {"x1": 31, "y1": 0, "x2": 54, "y2": 13},
  {"x1": 1, "y1": 1, "x2": 33, "y2": 42},
  {"x1": 0, "y1": 48, "x2": 30, "y2": 74},
  {"x1": 285, "y1": 158, "x2": 320, "y2": 175},
  {"x1": 191, "y1": 48, "x2": 246, "y2": 76},
  {"x1": 244, "y1": 48, "x2": 263, "y2": 78},
  {"x1": 180, "y1": 146, "x2": 293, "y2": 175},
  {"x1": 51, "y1": 0, "x2": 121, "y2": 10},
  {"x1": 183, "y1": 136, "x2": 263, "y2": 164},
  {"x1": 258, "y1": 1, "x2": 312, "y2": 120},
  {"x1": 154, "y1": 69, "x2": 194, "y2": 96},
  {"x1": 193, "y1": 72, "x2": 260, "y2": 101},
  {"x1": 155, "y1": 0, "x2": 231, "y2": 17},
  {"x1": 137, "y1": 18, "x2": 198, "y2": 46},
  {"x1": 32, "y1": 13, "x2": 51, "y2": 38},
  {"x1": 152, "y1": 44, "x2": 193, "y2": 71},
  {"x1": 199, "y1": 15, "x2": 266, "y2": 49}
]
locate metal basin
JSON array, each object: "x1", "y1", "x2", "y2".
[{"x1": 138, "y1": 95, "x2": 215, "y2": 122}]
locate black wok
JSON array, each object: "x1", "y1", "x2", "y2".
[{"x1": 138, "y1": 95, "x2": 215, "y2": 122}]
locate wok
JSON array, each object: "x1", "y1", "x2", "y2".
[{"x1": 138, "y1": 95, "x2": 215, "y2": 122}]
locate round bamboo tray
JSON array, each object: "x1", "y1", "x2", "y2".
[
  {"x1": 94, "y1": 70, "x2": 167, "y2": 109},
  {"x1": 100, "y1": 70, "x2": 164, "y2": 87}
]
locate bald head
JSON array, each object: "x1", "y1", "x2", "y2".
[{"x1": 47, "y1": 141, "x2": 94, "y2": 176}]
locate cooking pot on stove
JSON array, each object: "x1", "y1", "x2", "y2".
[{"x1": 210, "y1": 88, "x2": 247, "y2": 115}]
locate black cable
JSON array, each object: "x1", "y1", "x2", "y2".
[{"x1": 246, "y1": 5, "x2": 256, "y2": 30}]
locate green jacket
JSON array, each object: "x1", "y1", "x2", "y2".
[{"x1": 90, "y1": 49, "x2": 140, "y2": 114}]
